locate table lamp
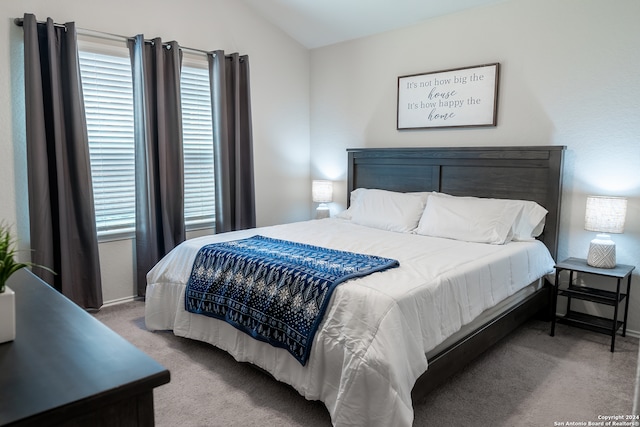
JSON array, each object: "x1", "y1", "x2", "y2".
[
  {"x1": 584, "y1": 196, "x2": 627, "y2": 268},
  {"x1": 312, "y1": 180, "x2": 333, "y2": 219}
]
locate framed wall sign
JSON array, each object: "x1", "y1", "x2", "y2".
[{"x1": 397, "y1": 63, "x2": 499, "y2": 130}]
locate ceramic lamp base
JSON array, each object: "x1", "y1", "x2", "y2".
[
  {"x1": 315, "y1": 206, "x2": 330, "y2": 219},
  {"x1": 0, "y1": 286, "x2": 16, "y2": 343},
  {"x1": 587, "y1": 240, "x2": 616, "y2": 269}
]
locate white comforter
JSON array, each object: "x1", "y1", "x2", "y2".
[{"x1": 145, "y1": 219, "x2": 555, "y2": 426}]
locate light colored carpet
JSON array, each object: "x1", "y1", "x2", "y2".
[{"x1": 94, "y1": 301, "x2": 638, "y2": 427}]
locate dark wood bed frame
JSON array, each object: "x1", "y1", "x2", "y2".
[{"x1": 346, "y1": 145, "x2": 565, "y2": 403}]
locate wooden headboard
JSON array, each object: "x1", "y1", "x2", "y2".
[{"x1": 347, "y1": 146, "x2": 565, "y2": 260}]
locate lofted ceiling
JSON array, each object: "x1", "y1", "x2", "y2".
[{"x1": 242, "y1": 0, "x2": 507, "y2": 49}]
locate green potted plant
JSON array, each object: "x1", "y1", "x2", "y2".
[
  {"x1": 0, "y1": 223, "x2": 52, "y2": 343},
  {"x1": 0, "y1": 224, "x2": 32, "y2": 294}
]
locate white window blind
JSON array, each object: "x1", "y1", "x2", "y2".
[
  {"x1": 79, "y1": 47, "x2": 216, "y2": 238},
  {"x1": 181, "y1": 65, "x2": 216, "y2": 229},
  {"x1": 78, "y1": 50, "x2": 136, "y2": 237}
]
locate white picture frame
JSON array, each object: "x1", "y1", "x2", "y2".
[{"x1": 397, "y1": 63, "x2": 499, "y2": 129}]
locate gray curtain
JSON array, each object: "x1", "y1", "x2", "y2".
[
  {"x1": 22, "y1": 13, "x2": 103, "y2": 309},
  {"x1": 128, "y1": 35, "x2": 185, "y2": 296},
  {"x1": 208, "y1": 50, "x2": 256, "y2": 233}
]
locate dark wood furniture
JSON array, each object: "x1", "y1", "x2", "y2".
[
  {"x1": 0, "y1": 269, "x2": 170, "y2": 427},
  {"x1": 346, "y1": 145, "x2": 565, "y2": 402},
  {"x1": 550, "y1": 257, "x2": 635, "y2": 352}
]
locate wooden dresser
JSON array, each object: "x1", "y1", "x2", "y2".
[{"x1": 0, "y1": 269, "x2": 170, "y2": 426}]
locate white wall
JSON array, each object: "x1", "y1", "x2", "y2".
[
  {"x1": 310, "y1": 0, "x2": 640, "y2": 334},
  {"x1": 0, "y1": 0, "x2": 311, "y2": 302}
]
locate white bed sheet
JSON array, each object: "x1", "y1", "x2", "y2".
[{"x1": 145, "y1": 218, "x2": 555, "y2": 427}]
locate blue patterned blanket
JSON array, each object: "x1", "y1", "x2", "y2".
[{"x1": 184, "y1": 235, "x2": 399, "y2": 365}]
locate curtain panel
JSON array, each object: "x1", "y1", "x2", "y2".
[
  {"x1": 128, "y1": 35, "x2": 186, "y2": 296},
  {"x1": 208, "y1": 51, "x2": 256, "y2": 233},
  {"x1": 22, "y1": 13, "x2": 103, "y2": 309}
]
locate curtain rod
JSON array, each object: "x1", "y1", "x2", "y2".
[{"x1": 13, "y1": 17, "x2": 210, "y2": 57}]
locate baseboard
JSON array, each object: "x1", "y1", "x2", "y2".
[
  {"x1": 102, "y1": 296, "x2": 143, "y2": 308},
  {"x1": 625, "y1": 329, "x2": 640, "y2": 339}
]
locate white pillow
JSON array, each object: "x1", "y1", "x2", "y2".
[
  {"x1": 348, "y1": 189, "x2": 428, "y2": 233},
  {"x1": 510, "y1": 200, "x2": 548, "y2": 241},
  {"x1": 335, "y1": 188, "x2": 366, "y2": 220},
  {"x1": 415, "y1": 194, "x2": 523, "y2": 244},
  {"x1": 418, "y1": 193, "x2": 548, "y2": 242}
]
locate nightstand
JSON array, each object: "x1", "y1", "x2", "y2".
[{"x1": 550, "y1": 257, "x2": 635, "y2": 352}]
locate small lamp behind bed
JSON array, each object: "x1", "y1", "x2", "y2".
[
  {"x1": 584, "y1": 195, "x2": 627, "y2": 268},
  {"x1": 312, "y1": 180, "x2": 333, "y2": 219}
]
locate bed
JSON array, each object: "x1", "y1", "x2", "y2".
[{"x1": 145, "y1": 145, "x2": 565, "y2": 426}]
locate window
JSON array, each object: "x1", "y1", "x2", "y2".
[
  {"x1": 78, "y1": 48, "x2": 136, "y2": 238},
  {"x1": 78, "y1": 44, "x2": 216, "y2": 238},
  {"x1": 181, "y1": 62, "x2": 216, "y2": 229}
]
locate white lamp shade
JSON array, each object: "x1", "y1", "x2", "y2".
[
  {"x1": 584, "y1": 196, "x2": 627, "y2": 234},
  {"x1": 312, "y1": 180, "x2": 333, "y2": 203}
]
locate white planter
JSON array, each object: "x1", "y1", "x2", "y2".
[{"x1": 0, "y1": 286, "x2": 16, "y2": 344}]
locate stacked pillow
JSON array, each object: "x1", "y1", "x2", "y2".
[{"x1": 337, "y1": 188, "x2": 547, "y2": 244}]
